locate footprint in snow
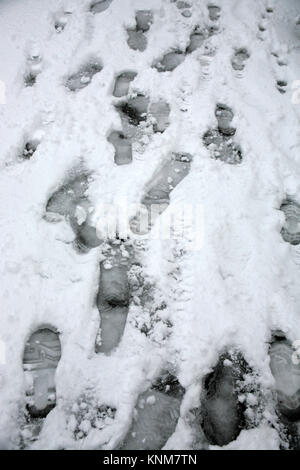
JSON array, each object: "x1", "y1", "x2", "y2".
[
  {"x1": 269, "y1": 331, "x2": 300, "y2": 448},
  {"x1": 54, "y1": 10, "x2": 72, "y2": 32},
  {"x1": 153, "y1": 26, "x2": 214, "y2": 72},
  {"x1": 109, "y1": 94, "x2": 170, "y2": 165},
  {"x1": 45, "y1": 171, "x2": 101, "y2": 252},
  {"x1": 119, "y1": 373, "x2": 184, "y2": 450},
  {"x1": 203, "y1": 104, "x2": 242, "y2": 165},
  {"x1": 24, "y1": 52, "x2": 42, "y2": 87},
  {"x1": 65, "y1": 60, "x2": 102, "y2": 92},
  {"x1": 130, "y1": 153, "x2": 193, "y2": 236},
  {"x1": 95, "y1": 240, "x2": 133, "y2": 354},
  {"x1": 21, "y1": 327, "x2": 61, "y2": 447},
  {"x1": 107, "y1": 131, "x2": 133, "y2": 166},
  {"x1": 113, "y1": 71, "x2": 137, "y2": 98},
  {"x1": 127, "y1": 10, "x2": 154, "y2": 52},
  {"x1": 176, "y1": 1, "x2": 192, "y2": 18},
  {"x1": 280, "y1": 199, "x2": 300, "y2": 245},
  {"x1": 231, "y1": 48, "x2": 250, "y2": 72},
  {"x1": 276, "y1": 79, "x2": 287, "y2": 94},
  {"x1": 199, "y1": 351, "x2": 250, "y2": 446},
  {"x1": 89, "y1": 0, "x2": 112, "y2": 14}
]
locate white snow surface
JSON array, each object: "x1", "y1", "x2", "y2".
[{"x1": 0, "y1": 0, "x2": 300, "y2": 450}]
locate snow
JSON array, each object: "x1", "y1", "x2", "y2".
[{"x1": 0, "y1": 0, "x2": 300, "y2": 450}]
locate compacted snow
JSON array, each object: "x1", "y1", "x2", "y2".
[{"x1": 0, "y1": 0, "x2": 300, "y2": 450}]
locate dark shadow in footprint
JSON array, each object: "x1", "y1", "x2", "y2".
[
  {"x1": 113, "y1": 71, "x2": 137, "y2": 98},
  {"x1": 153, "y1": 51, "x2": 185, "y2": 72},
  {"x1": 45, "y1": 172, "x2": 101, "y2": 251},
  {"x1": 127, "y1": 10, "x2": 153, "y2": 52},
  {"x1": 203, "y1": 104, "x2": 242, "y2": 165},
  {"x1": 269, "y1": 331, "x2": 300, "y2": 448},
  {"x1": 231, "y1": 48, "x2": 250, "y2": 72},
  {"x1": 130, "y1": 153, "x2": 192, "y2": 235},
  {"x1": 117, "y1": 94, "x2": 150, "y2": 127},
  {"x1": 24, "y1": 54, "x2": 42, "y2": 87},
  {"x1": 115, "y1": 94, "x2": 170, "y2": 138},
  {"x1": 186, "y1": 27, "x2": 208, "y2": 54},
  {"x1": 66, "y1": 61, "x2": 102, "y2": 92},
  {"x1": 23, "y1": 327, "x2": 61, "y2": 418},
  {"x1": 107, "y1": 131, "x2": 132, "y2": 165},
  {"x1": 95, "y1": 241, "x2": 132, "y2": 354},
  {"x1": 200, "y1": 351, "x2": 248, "y2": 446},
  {"x1": 90, "y1": 0, "x2": 112, "y2": 14},
  {"x1": 54, "y1": 11, "x2": 72, "y2": 32},
  {"x1": 276, "y1": 80, "x2": 287, "y2": 94},
  {"x1": 280, "y1": 199, "x2": 300, "y2": 245},
  {"x1": 208, "y1": 4, "x2": 221, "y2": 21},
  {"x1": 120, "y1": 373, "x2": 184, "y2": 450},
  {"x1": 21, "y1": 139, "x2": 40, "y2": 160}
]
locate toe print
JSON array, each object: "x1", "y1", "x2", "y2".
[
  {"x1": 280, "y1": 199, "x2": 300, "y2": 245},
  {"x1": 66, "y1": 61, "x2": 102, "y2": 92},
  {"x1": 22, "y1": 327, "x2": 61, "y2": 445},
  {"x1": 203, "y1": 104, "x2": 242, "y2": 165},
  {"x1": 89, "y1": 0, "x2": 113, "y2": 14},
  {"x1": 113, "y1": 71, "x2": 137, "y2": 98},
  {"x1": 120, "y1": 373, "x2": 184, "y2": 450},
  {"x1": 200, "y1": 352, "x2": 249, "y2": 446},
  {"x1": 231, "y1": 48, "x2": 250, "y2": 72}
]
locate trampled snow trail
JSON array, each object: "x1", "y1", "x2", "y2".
[{"x1": 0, "y1": 0, "x2": 300, "y2": 450}]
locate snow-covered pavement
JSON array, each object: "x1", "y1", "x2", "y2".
[{"x1": 0, "y1": 0, "x2": 300, "y2": 450}]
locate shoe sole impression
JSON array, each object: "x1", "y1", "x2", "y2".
[
  {"x1": 200, "y1": 352, "x2": 248, "y2": 446},
  {"x1": 130, "y1": 153, "x2": 192, "y2": 235},
  {"x1": 95, "y1": 241, "x2": 133, "y2": 354},
  {"x1": 269, "y1": 333, "x2": 300, "y2": 421},
  {"x1": 23, "y1": 326, "x2": 61, "y2": 418},
  {"x1": 280, "y1": 199, "x2": 300, "y2": 246},
  {"x1": 120, "y1": 374, "x2": 184, "y2": 450},
  {"x1": 45, "y1": 172, "x2": 101, "y2": 251}
]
